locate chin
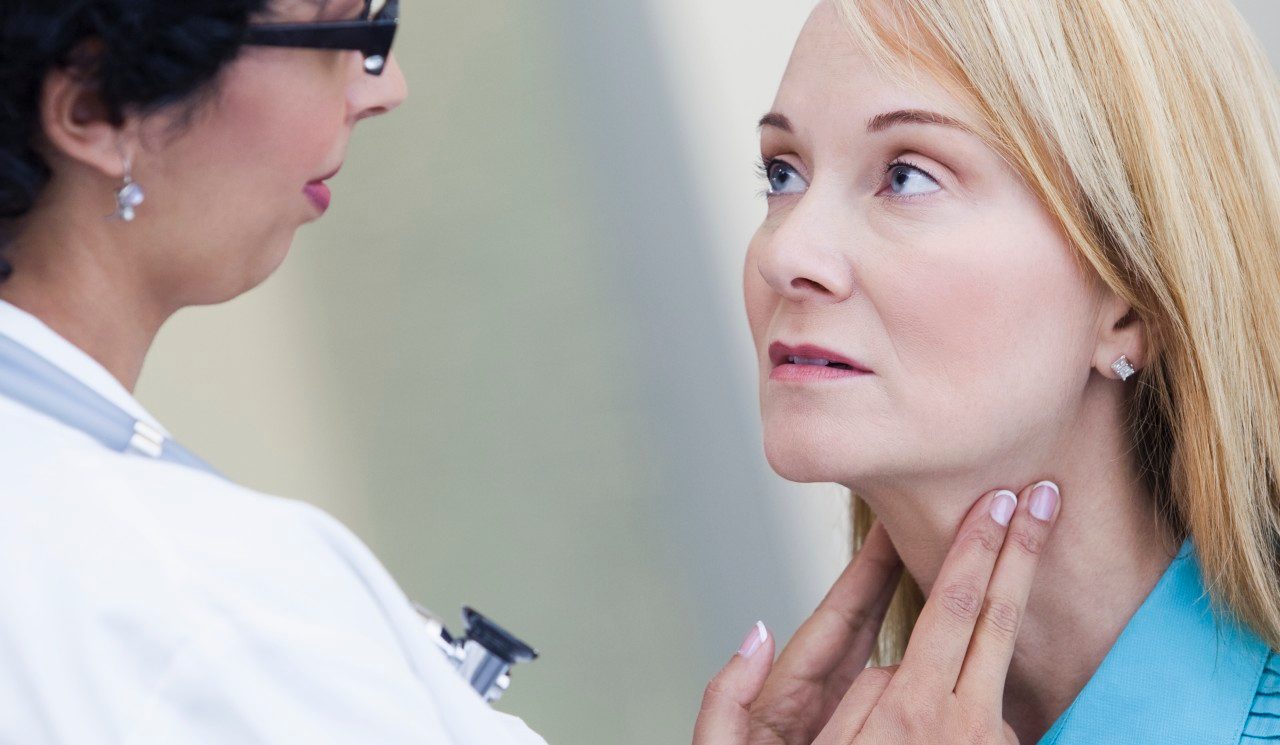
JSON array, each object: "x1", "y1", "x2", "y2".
[
  {"x1": 239, "y1": 231, "x2": 296, "y2": 292},
  {"x1": 187, "y1": 240, "x2": 294, "y2": 307},
  {"x1": 759, "y1": 395, "x2": 883, "y2": 481},
  {"x1": 762, "y1": 431, "x2": 860, "y2": 484},
  {"x1": 255, "y1": 239, "x2": 295, "y2": 284}
]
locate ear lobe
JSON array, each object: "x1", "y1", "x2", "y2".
[
  {"x1": 38, "y1": 62, "x2": 130, "y2": 182},
  {"x1": 1095, "y1": 297, "x2": 1149, "y2": 377}
]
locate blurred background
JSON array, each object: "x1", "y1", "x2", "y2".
[{"x1": 134, "y1": 1, "x2": 1280, "y2": 742}]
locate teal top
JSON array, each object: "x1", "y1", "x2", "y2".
[{"x1": 1038, "y1": 537, "x2": 1278, "y2": 744}]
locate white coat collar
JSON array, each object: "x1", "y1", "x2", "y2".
[{"x1": 0, "y1": 297, "x2": 170, "y2": 438}]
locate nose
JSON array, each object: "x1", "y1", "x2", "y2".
[
  {"x1": 350, "y1": 53, "x2": 409, "y2": 121},
  {"x1": 754, "y1": 190, "x2": 857, "y2": 305}
]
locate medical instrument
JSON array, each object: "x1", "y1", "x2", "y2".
[{"x1": 414, "y1": 605, "x2": 539, "y2": 702}]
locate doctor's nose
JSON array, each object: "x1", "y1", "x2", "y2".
[
  {"x1": 350, "y1": 53, "x2": 409, "y2": 121},
  {"x1": 754, "y1": 196, "x2": 857, "y2": 305}
]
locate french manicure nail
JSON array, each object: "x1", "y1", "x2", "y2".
[
  {"x1": 1030, "y1": 481, "x2": 1059, "y2": 521},
  {"x1": 990, "y1": 490, "x2": 1018, "y2": 526},
  {"x1": 737, "y1": 621, "x2": 767, "y2": 658}
]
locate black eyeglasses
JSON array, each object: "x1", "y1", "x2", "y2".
[{"x1": 243, "y1": 0, "x2": 399, "y2": 75}]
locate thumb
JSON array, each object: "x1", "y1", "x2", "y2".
[{"x1": 693, "y1": 621, "x2": 776, "y2": 745}]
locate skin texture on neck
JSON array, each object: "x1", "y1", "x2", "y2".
[
  {"x1": 849, "y1": 372, "x2": 1181, "y2": 741},
  {"x1": 0, "y1": 178, "x2": 174, "y2": 394}
]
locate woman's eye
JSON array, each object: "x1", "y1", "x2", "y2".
[
  {"x1": 764, "y1": 159, "x2": 808, "y2": 196},
  {"x1": 885, "y1": 162, "x2": 941, "y2": 197}
]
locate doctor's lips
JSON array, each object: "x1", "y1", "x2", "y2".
[
  {"x1": 303, "y1": 164, "x2": 342, "y2": 213},
  {"x1": 768, "y1": 341, "x2": 873, "y2": 381}
]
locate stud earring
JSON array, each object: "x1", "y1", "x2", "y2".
[
  {"x1": 1111, "y1": 354, "x2": 1137, "y2": 381},
  {"x1": 110, "y1": 153, "x2": 145, "y2": 222}
]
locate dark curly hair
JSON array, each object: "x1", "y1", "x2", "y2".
[{"x1": 0, "y1": 0, "x2": 274, "y2": 280}]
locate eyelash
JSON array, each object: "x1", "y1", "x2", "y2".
[
  {"x1": 755, "y1": 157, "x2": 940, "y2": 200},
  {"x1": 754, "y1": 157, "x2": 771, "y2": 199}
]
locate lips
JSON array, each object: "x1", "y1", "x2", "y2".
[
  {"x1": 303, "y1": 182, "x2": 331, "y2": 212},
  {"x1": 304, "y1": 164, "x2": 341, "y2": 213},
  {"x1": 768, "y1": 341, "x2": 873, "y2": 374}
]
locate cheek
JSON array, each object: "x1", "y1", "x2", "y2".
[
  {"x1": 743, "y1": 231, "x2": 775, "y2": 344},
  {"x1": 887, "y1": 249, "x2": 1021, "y2": 378},
  {"x1": 147, "y1": 62, "x2": 348, "y2": 285},
  {"x1": 160, "y1": 58, "x2": 347, "y2": 210},
  {"x1": 878, "y1": 205, "x2": 1094, "y2": 445},
  {"x1": 212, "y1": 69, "x2": 345, "y2": 186}
]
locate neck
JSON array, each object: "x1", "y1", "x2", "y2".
[
  {"x1": 0, "y1": 209, "x2": 172, "y2": 394},
  {"x1": 847, "y1": 382, "x2": 1181, "y2": 742}
]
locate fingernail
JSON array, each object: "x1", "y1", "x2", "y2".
[
  {"x1": 1030, "y1": 481, "x2": 1059, "y2": 521},
  {"x1": 990, "y1": 490, "x2": 1017, "y2": 526},
  {"x1": 737, "y1": 621, "x2": 767, "y2": 658}
]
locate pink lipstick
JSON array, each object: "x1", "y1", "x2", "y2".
[
  {"x1": 304, "y1": 164, "x2": 341, "y2": 214},
  {"x1": 768, "y1": 341, "x2": 873, "y2": 382},
  {"x1": 304, "y1": 182, "x2": 331, "y2": 212}
]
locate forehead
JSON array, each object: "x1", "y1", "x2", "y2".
[{"x1": 772, "y1": 1, "x2": 979, "y2": 137}]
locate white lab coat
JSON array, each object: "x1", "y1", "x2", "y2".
[{"x1": 0, "y1": 299, "x2": 547, "y2": 745}]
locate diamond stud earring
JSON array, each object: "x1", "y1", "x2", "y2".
[
  {"x1": 110, "y1": 154, "x2": 145, "y2": 222},
  {"x1": 1111, "y1": 354, "x2": 1137, "y2": 381}
]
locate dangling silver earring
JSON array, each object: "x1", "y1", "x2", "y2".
[
  {"x1": 110, "y1": 153, "x2": 145, "y2": 222},
  {"x1": 1111, "y1": 354, "x2": 1137, "y2": 381}
]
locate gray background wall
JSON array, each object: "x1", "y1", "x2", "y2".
[{"x1": 134, "y1": 2, "x2": 1279, "y2": 743}]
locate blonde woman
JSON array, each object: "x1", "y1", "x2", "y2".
[{"x1": 694, "y1": 0, "x2": 1280, "y2": 743}]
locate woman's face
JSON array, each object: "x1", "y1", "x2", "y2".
[
  {"x1": 130, "y1": 0, "x2": 407, "y2": 306},
  {"x1": 745, "y1": 1, "x2": 1107, "y2": 488}
]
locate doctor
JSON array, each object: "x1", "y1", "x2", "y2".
[{"x1": 0, "y1": 1, "x2": 545, "y2": 742}]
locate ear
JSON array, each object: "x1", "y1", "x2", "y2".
[
  {"x1": 37, "y1": 50, "x2": 134, "y2": 182},
  {"x1": 1093, "y1": 289, "x2": 1148, "y2": 380}
]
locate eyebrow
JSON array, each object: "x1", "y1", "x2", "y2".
[
  {"x1": 757, "y1": 109, "x2": 975, "y2": 136},
  {"x1": 867, "y1": 109, "x2": 974, "y2": 134},
  {"x1": 758, "y1": 112, "x2": 794, "y2": 132}
]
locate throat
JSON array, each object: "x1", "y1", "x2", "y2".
[{"x1": 852, "y1": 459, "x2": 1180, "y2": 745}]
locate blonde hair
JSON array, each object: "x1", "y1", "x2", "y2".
[{"x1": 832, "y1": 0, "x2": 1280, "y2": 664}]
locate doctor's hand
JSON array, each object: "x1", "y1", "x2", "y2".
[{"x1": 693, "y1": 481, "x2": 1061, "y2": 745}]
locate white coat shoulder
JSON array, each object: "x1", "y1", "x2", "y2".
[{"x1": 0, "y1": 395, "x2": 546, "y2": 745}]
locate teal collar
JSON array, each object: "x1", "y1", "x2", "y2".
[{"x1": 1038, "y1": 537, "x2": 1271, "y2": 744}]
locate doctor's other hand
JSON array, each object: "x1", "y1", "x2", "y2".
[{"x1": 693, "y1": 480, "x2": 1062, "y2": 745}]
